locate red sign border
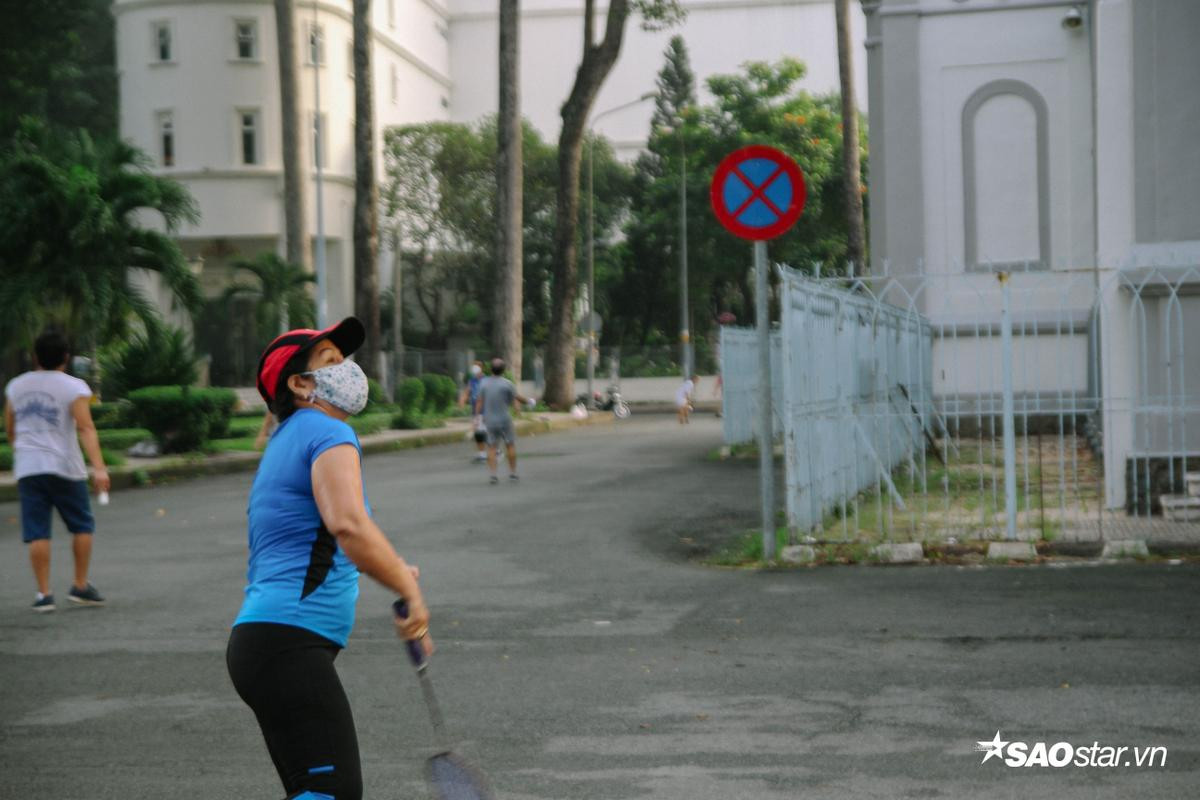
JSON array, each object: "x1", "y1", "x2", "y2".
[{"x1": 709, "y1": 145, "x2": 806, "y2": 241}]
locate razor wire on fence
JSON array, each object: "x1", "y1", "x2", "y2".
[{"x1": 720, "y1": 262, "x2": 1200, "y2": 543}]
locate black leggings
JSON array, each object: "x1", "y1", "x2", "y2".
[{"x1": 227, "y1": 623, "x2": 363, "y2": 800}]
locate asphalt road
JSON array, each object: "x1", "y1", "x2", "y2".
[{"x1": 1, "y1": 415, "x2": 1198, "y2": 799}]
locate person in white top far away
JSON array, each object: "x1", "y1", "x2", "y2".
[
  {"x1": 4, "y1": 331, "x2": 110, "y2": 612},
  {"x1": 676, "y1": 374, "x2": 697, "y2": 425}
]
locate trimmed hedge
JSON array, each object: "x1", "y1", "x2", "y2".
[
  {"x1": 396, "y1": 378, "x2": 425, "y2": 429},
  {"x1": 347, "y1": 413, "x2": 392, "y2": 437},
  {"x1": 127, "y1": 386, "x2": 237, "y2": 453},
  {"x1": 418, "y1": 373, "x2": 456, "y2": 414},
  {"x1": 97, "y1": 428, "x2": 154, "y2": 451},
  {"x1": 92, "y1": 401, "x2": 136, "y2": 430},
  {"x1": 366, "y1": 378, "x2": 388, "y2": 410}
]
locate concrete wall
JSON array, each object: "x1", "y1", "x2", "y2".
[
  {"x1": 863, "y1": 0, "x2": 1094, "y2": 275},
  {"x1": 1132, "y1": 0, "x2": 1200, "y2": 246}
]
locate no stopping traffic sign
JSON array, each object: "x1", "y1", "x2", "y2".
[{"x1": 710, "y1": 145, "x2": 806, "y2": 241}]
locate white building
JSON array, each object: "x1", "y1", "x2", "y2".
[
  {"x1": 861, "y1": 0, "x2": 1200, "y2": 512},
  {"x1": 114, "y1": 0, "x2": 865, "y2": 345}
]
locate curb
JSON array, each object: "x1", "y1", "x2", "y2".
[
  {"x1": 764, "y1": 538, "x2": 1200, "y2": 569},
  {"x1": 0, "y1": 413, "x2": 613, "y2": 504}
]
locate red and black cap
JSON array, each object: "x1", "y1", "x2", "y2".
[{"x1": 256, "y1": 317, "x2": 366, "y2": 405}]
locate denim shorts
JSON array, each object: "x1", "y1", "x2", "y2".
[{"x1": 18, "y1": 474, "x2": 95, "y2": 542}]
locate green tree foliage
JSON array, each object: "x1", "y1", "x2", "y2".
[
  {"x1": 100, "y1": 318, "x2": 201, "y2": 400},
  {"x1": 223, "y1": 252, "x2": 317, "y2": 341},
  {"x1": 381, "y1": 119, "x2": 630, "y2": 349},
  {"x1": 0, "y1": 0, "x2": 118, "y2": 140},
  {"x1": 610, "y1": 56, "x2": 867, "y2": 348},
  {"x1": 0, "y1": 119, "x2": 201, "y2": 367}
]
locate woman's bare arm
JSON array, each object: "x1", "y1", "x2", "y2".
[{"x1": 312, "y1": 444, "x2": 431, "y2": 648}]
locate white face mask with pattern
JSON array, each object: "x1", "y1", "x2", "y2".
[{"x1": 305, "y1": 359, "x2": 369, "y2": 415}]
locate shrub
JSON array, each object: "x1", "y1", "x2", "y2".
[
  {"x1": 366, "y1": 378, "x2": 387, "y2": 410},
  {"x1": 127, "y1": 386, "x2": 237, "y2": 453},
  {"x1": 397, "y1": 378, "x2": 425, "y2": 429},
  {"x1": 438, "y1": 375, "x2": 458, "y2": 411},
  {"x1": 418, "y1": 374, "x2": 442, "y2": 413},
  {"x1": 96, "y1": 428, "x2": 154, "y2": 451},
  {"x1": 0, "y1": 445, "x2": 10, "y2": 471},
  {"x1": 100, "y1": 320, "x2": 201, "y2": 400},
  {"x1": 348, "y1": 413, "x2": 391, "y2": 436},
  {"x1": 418, "y1": 373, "x2": 456, "y2": 414},
  {"x1": 91, "y1": 401, "x2": 135, "y2": 430}
]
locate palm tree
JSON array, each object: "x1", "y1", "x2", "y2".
[
  {"x1": 223, "y1": 252, "x2": 316, "y2": 340},
  {"x1": 0, "y1": 120, "x2": 200, "y2": 370}
]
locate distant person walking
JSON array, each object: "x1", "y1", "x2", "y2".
[
  {"x1": 4, "y1": 331, "x2": 110, "y2": 612},
  {"x1": 459, "y1": 360, "x2": 487, "y2": 463},
  {"x1": 474, "y1": 358, "x2": 533, "y2": 484},
  {"x1": 676, "y1": 374, "x2": 697, "y2": 424}
]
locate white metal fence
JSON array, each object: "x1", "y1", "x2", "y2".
[{"x1": 721, "y1": 263, "x2": 1200, "y2": 541}]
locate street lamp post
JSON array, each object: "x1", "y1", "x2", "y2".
[
  {"x1": 586, "y1": 92, "x2": 655, "y2": 408},
  {"x1": 677, "y1": 121, "x2": 690, "y2": 381}
]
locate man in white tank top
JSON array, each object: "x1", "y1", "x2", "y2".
[{"x1": 4, "y1": 331, "x2": 110, "y2": 612}]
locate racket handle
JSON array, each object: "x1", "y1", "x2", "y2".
[{"x1": 392, "y1": 599, "x2": 427, "y2": 668}]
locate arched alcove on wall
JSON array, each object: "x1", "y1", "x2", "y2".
[{"x1": 962, "y1": 79, "x2": 1050, "y2": 271}]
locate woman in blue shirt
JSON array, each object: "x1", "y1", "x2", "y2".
[{"x1": 226, "y1": 317, "x2": 431, "y2": 800}]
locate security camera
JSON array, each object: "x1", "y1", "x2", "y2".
[{"x1": 1062, "y1": 6, "x2": 1083, "y2": 30}]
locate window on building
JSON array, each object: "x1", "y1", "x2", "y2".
[
  {"x1": 312, "y1": 113, "x2": 327, "y2": 169},
  {"x1": 240, "y1": 111, "x2": 259, "y2": 165},
  {"x1": 153, "y1": 22, "x2": 172, "y2": 62},
  {"x1": 390, "y1": 63, "x2": 398, "y2": 103},
  {"x1": 158, "y1": 112, "x2": 175, "y2": 166},
  {"x1": 308, "y1": 23, "x2": 325, "y2": 65},
  {"x1": 235, "y1": 20, "x2": 258, "y2": 60}
]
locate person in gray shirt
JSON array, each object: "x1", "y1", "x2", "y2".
[{"x1": 474, "y1": 358, "x2": 534, "y2": 484}]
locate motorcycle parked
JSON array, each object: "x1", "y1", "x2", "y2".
[{"x1": 573, "y1": 384, "x2": 631, "y2": 419}]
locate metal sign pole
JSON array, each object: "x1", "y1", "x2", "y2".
[
  {"x1": 756, "y1": 240, "x2": 775, "y2": 559},
  {"x1": 1000, "y1": 272, "x2": 1018, "y2": 540}
]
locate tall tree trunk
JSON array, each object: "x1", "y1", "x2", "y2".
[
  {"x1": 835, "y1": 0, "x2": 865, "y2": 276},
  {"x1": 274, "y1": 0, "x2": 311, "y2": 275},
  {"x1": 494, "y1": 0, "x2": 523, "y2": 380},
  {"x1": 353, "y1": 0, "x2": 381, "y2": 378},
  {"x1": 542, "y1": 0, "x2": 631, "y2": 408}
]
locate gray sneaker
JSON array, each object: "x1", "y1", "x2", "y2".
[
  {"x1": 32, "y1": 595, "x2": 56, "y2": 613},
  {"x1": 67, "y1": 584, "x2": 105, "y2": 606}
]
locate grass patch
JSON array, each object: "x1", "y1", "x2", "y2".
[
  {"x1": 205, "y1": 437, "x2": 260, "y2": 454},
  {"x1": 705, "y1": 526, "x2": 790, "y2": 567},
  {"x1": 217, "y1": 416, "x2": 267, "y2": 439}
]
